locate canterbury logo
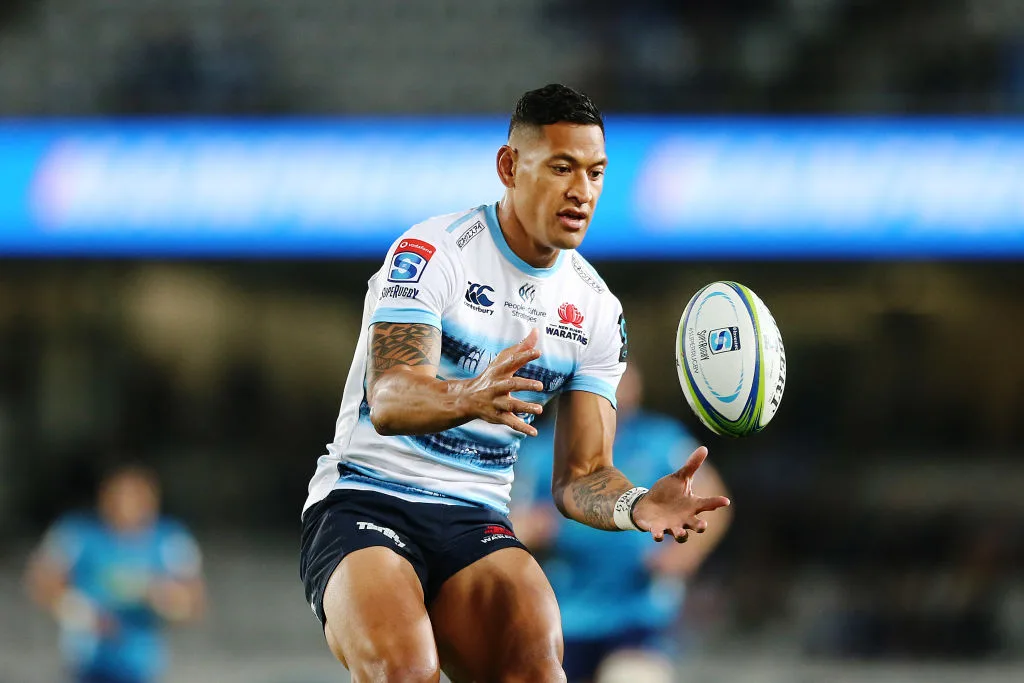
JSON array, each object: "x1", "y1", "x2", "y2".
[{"x1": 465, "y1": 283, "x2": 495, "y2": 307}]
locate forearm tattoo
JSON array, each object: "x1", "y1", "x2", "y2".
[
  {"x1": 569, "y1": 467, "x2": 630, "y2": 530},
  {"x1": 367, "y1": 322, "x2": 440, "y2": 382}
]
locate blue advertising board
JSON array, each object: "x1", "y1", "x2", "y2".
[{"x1": 1, "y1": 118, "x2": 1022, "y2": 258}]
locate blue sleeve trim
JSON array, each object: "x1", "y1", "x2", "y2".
[
  {"x1": 369, "y1": 306, "x2": 442, "y2": 329},
  {"x1": 563, "y1": 376, "x2": 618, "y2": 409}
]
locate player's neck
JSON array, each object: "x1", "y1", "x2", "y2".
[{"x1": 496, "y1": 197, "x2": 559, "y2": 269}]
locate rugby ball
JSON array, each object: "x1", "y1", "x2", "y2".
[{"x1": 675, "y1": 282, "x2": 786, "y2": 437}]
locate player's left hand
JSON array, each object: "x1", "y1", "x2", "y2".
[{"x1": 631, "y1": 446, "x2": 731, "y2": 543}]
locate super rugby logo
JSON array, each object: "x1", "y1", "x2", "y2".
[
  {"x1": 380, "y1": 284, "x2": 419, "y2": 300},
  {"x1": 388, "y1": 239, "x2": 436, "y2": 283},
  {"x1": 546, "y1": 303, "x2": 588, "y2": 345},
  {"x1": 708, "y1": 327, "x2": 740, "y2": 354}
]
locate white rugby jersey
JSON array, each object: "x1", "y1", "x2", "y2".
[{"x1": 303, "y1": 202, "x2": 628, "y2": 515}]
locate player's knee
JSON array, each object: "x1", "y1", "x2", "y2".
[
  {"x1": 348, "y1": 649, "x2": 440, "y2": 683},
  {"x1": 497, "y1": 624, "x2": 565, "y2": 683},
  {"x1": 327, "y1": 621, "x2": 439, "y2": 683},
  {"x1": 498, "y1": 653, "x2": 565, "y2": 683}
]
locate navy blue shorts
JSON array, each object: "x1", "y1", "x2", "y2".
[{"x1": 300, "y1": 488, "x2": 529, "y2": 627}]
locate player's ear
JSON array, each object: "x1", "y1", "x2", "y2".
[{"x1": 496, "y1": 145, "x2": 516, "y2": 189}]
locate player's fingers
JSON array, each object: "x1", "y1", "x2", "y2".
[
  {"x1": 651, "y1": 528, "x2": 665, "y2": 543},
  {"x1": 695, "y1": 495, "x2": 731, "y2": 513},
  {"x1": 505, "y1": 347, "x2": 542, "y2": 374},
  {"x1": 673, "y1": 446, "x2": 709, "y2": 481},
  {"x1": 508, "y1": 376, "x2": 545, "y2": 393},
  {"x1": 506, "y1": 398, "x2": 544, "y2": 416},
  {"x1": 683, "y1": 517, "x2": 708, "y2": 533},
  {"x1": 495, "y1": 329, "x2": 540, "y2": 361},
  {"x1": 520, "y1": 328, "x2": 539, "y2": 349},
  {"x1": 496, "y1": 412, "x2": 538, "y2": 437},
  {"x1": 669, "y1": 527, "x2": 690, "y2": 544},
  {"x1": 491, "y1": 377, "x2": 544, "y2": 396},
  {"x1": 493, "y1": 395, "x2": 542, "y2": 415}
]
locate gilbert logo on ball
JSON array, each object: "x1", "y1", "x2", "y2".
[{"x1": 675, "y1": 282, "x2": 786, "y2": 437}]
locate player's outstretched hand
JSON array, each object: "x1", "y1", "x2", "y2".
[
  {"x1": 460, "y1": 329, "x2": 545, "y2": 436},
  {"x1": 632, "y1": 446, "x2": 731, "y2": 543}
]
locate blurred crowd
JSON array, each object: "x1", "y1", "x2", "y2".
[{"x1": 0, "y1": 0, "x2": 1023, "y2": 115}]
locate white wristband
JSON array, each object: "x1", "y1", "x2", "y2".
[{"x1": 613, "y1": 487, "x2": 649, "y2": 531}]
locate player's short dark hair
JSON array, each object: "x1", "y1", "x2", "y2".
[{"x1": 508, "y1": 84, "x2": 604, "y2": 139}]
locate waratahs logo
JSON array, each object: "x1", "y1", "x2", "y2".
[
  {"x1": 557, "y1": 303, "x2": 584, "y2": 328},
  {"x1": 547, "y1": 303, "x2": 588, "y2": 345}
]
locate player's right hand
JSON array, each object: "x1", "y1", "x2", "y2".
[{"x1": 460, "y1": 329, "x2": 545, "y2": 436}]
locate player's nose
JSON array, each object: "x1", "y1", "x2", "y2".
[{"x1": 565, "y1": 173, "x2": 594, "y2": 205}]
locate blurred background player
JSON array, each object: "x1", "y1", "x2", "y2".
[
  {"x1": 513, "y1": 364, "x2": 732, "y2": 683},
  {"x1": 23, "y1": 464, "x2": 205, "y2": 683}
]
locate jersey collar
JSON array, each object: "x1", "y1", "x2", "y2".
[{"x1": 484, "y1": 203, "x2": 565, "y2": 279}]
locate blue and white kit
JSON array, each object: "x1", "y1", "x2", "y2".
[{"x1": 303, "y1": 202, "x2": 628, "y2": 516}]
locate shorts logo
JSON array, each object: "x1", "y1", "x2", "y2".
[
  {"x1": 481, "y1": 524, "x2": 517, "y2": 544},
  {"x1": 388, "y1": 239, "x2": 436, "y2": 283},
  {"x1": 709, "y1": 327, "x2": 740, "y2": 354},
  {"x1": 456, "y1": 221, "x2": 485, "y2": 249},
  {"x1": 356, "y1": 521, "x2": 407, "y2": 548}
]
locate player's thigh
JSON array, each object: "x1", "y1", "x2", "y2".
[
  {"x1": 323, "y1": 546, "x2": 440, "y2": 682},
  {"x1": 429, "y1": 547, "x2": 564, "y2": 683}
]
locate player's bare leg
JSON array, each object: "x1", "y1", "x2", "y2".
[
  {"x1": 429, "y1": 547, "x2": 565, "y2": 683},
  {"x1": 322, "y1": 547, "x2": 441, "y2": 682}
]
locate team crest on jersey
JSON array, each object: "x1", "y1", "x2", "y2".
[
  {"x1": 546, "y1": 303, "x2": 588, "y2": 345},
  {"x1": 388, "y1": 239, "x2": 436, "y2": 283}
]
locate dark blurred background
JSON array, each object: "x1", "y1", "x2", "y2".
[{"x1": 1, "y1": 2, "x2": 1023, "y2": 682}]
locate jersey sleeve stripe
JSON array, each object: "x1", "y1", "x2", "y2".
[
  {"x1": 563, "y1": 376, "x2": 618, "y2": 409},
  {"x1": 369, "y1": 307, "x2": 442, "y2": 329},
  {"x1": 445, "y1": 208, "x2": 481, "y2": 234}
]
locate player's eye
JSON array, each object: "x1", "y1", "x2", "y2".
[
  {"x1": 590, "y1": 169, "x2": 605, "y2": 180},
  {"x1": 552, "y1": 165, "x2": 571, "y2": 174}
]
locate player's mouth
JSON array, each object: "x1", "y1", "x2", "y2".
[{"x1": 557, "y1": 208, "x2": 588, "y2": 231}]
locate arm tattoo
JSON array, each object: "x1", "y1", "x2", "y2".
[
  {"x1": 569, "y1": 467, "x2": 629, "y2": 530},
  {"x1": 367, "y1": 322, "x2": 440, "y2": 383}
]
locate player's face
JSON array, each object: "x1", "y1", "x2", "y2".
[
  {"x1": 100, "y1": 472, "x2": 159, "y2": 531},
  {"x1": 512, "y1": 123, "x2": 606, "y2": 251}
]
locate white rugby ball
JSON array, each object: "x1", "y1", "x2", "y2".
[{"x1": 675, "y1": 281, "x2": 786, "y2": 437}]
